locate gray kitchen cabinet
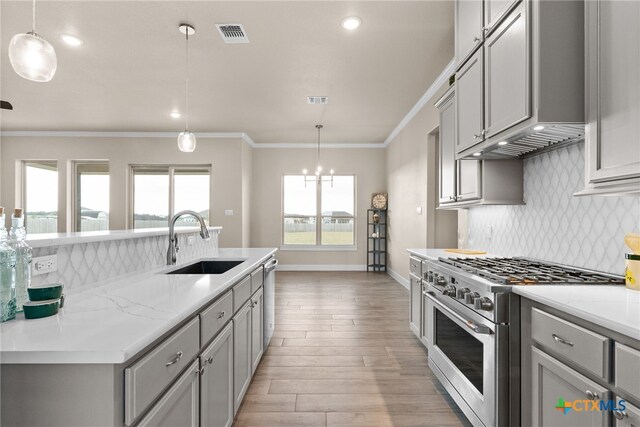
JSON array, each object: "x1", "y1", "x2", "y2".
[
  {"x1": 578, "y1": 0, "x2": 640, "y2": 196},
  {"x1": 409, "y1": 272, "x2": 422, "y2": 339},
  {"x1": 420, "y1": 280, "x2": 429, "y2": 347},
  {"x1": 455, "y1": 49, "x2": 485, "y2": 153},
  {"x1": 531, "y1": 347, "x2": 609, "y2": 427},
  {"x1": 136, "y1": 360, "x2": 200, "y2": 427},
  {"x1": 200, "y1": 322, "x2": 234, "y2": 427},
  {"x1": 457, "y1": 159, "x2": 482, "y2": 202},
  {"x1": 484, "y1": 0, "x2": 518, "y2": 33},
  {"x1": 616, "y1": 399, "x2": 640, "y2": 427},
  {"x1": 233, "y1": 301, "x2": 252, "y2": 415},
  {"x1": 455, "y1": 0, "x2": 484, "y2": 66},
  {"x1": 484, "y1": 0, "x2": 530, "y2": 140},
  {"x1": 250, "y1": 287, "x2": 264, "y2": 375},
  {"x1": 438, "y1": 87, "x2": 457, "y2": 204}
]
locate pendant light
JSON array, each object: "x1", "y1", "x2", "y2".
[
  {"x1": 8, "y1": 0, "x2": 57, "y2": 82},
  {"x1": 177, "y1": 24, "x2": 196, "y2": 153},
  {"x1": 303, "y1": 124, "x2": 334, "y2": 187}
]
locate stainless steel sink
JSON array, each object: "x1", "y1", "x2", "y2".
[{"x1": 165, "y1": 260, "x2": 244, "y2": 275}]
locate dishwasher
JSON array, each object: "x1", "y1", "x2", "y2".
[{"x1": 262, "y1": 256, "x2": 278, "y2": 347}]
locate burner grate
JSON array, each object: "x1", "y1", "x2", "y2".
[{"x1": 439, "y1": 257, "x2": 625, "y2": 286}]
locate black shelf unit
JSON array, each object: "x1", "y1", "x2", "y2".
[{"x1": 366, "y1": 209, "x2": 387, "y2": 272}]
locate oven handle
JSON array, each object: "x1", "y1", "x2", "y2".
[{"x1": 424, "y1": 291, "x2": 493, "y2": 335}]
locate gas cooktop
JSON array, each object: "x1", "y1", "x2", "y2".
[{"x1": 439, "y1": 257, "x2": 625, "y2": 286}]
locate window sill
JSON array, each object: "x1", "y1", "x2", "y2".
[{"x1": 279, "y1": 245, "x2": 357, "y2": 252}]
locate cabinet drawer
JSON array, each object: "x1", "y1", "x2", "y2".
[
  {"x1": 615, "y1": 343, "x2": 640, "y2": 398},
  {"x1": 125, "y1": 316, "x2": 200, "y2": 426},
  {"x1": 532, "y1": 308, "x2": 610, "y2": 379},
  {"x1": 233, "y1": 276, "x2": 251, "y2": 313},
  {"x1": 200, "y1": 291, "x2": 233, "y2": 346},
  {"x1": 409, "y1": 256, "x2": 422, "y2": 277},
  {"x1": 251, "y1": 266, "x2": 264, "y2": 294}
]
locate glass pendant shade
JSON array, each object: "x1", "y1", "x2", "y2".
[
  {"x1": 8, "y1": 31, "x2": 57, "y2": 82},
  {"x1": 177, "y1": 130, "x2": 197, "y2": 152}
]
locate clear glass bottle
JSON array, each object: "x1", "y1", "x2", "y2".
[
  {"x1": 9, "y1": 209, "x2": 31, "y2": 313},
  {"x1": 0, "y1": 208, "x2": 17, "y2": 322}
]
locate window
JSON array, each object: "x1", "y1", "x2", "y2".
[
  {"x1": 131, "y1": 166, "x2": 210, "y2": 229},
  {"x1": 283, "y1": 175, "x2": 355, "y2": 246},
  {"x1": 75, "y1": 162, "x2": 109, "y2": 231},
  {"x1": 23, "y1": 161, "x2": 58, "y2": 234}
]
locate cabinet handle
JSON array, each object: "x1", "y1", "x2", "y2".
[
  {"x1": 165, "y1": 351, "x2": 184, "y2": 367},
  {"x1": 473, "y1": 36, "x2": 481, "y2": 42},
  {"x1": 585, "y1": 390, "x2": 599, "y2": 400},
  {"x1": 216, "y1": 311, "x2": 226, "y2": 319},
  {"x1": 196, "y1": 366, "x2": 205, "y2": 376},
  {"x1": 207, "y1": 356, "x2": 213, "y2": 364},
  {"x1": 473, "y1": 134, "x2": 480, "y2": 140},
  {"x1": 552, "y1": 334, "x2": 574, "y2": 347},
  {"x1": 613, "y1": 410, "x2": 628, "y2": 420}
]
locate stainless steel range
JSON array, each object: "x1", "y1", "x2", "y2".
[{"x1": 422, "y1": 257, "x2": 624, "y2": 427}]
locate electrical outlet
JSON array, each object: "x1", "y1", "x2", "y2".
[
  {"x1": 32, "y1": 255, "x2": 58, "y2": 276},
  {"x1": 187, "y1": 236, "x2": 195, "y2": 246},
  {"x1": 224, "y1": 209, "x2": 234, "y2": 216},
  {"x1": 416, "y1": 206, "x2": 422, "y2": 215},
  {"x1": 485, "y1": 225, "x2": 493, "y2": 239}
]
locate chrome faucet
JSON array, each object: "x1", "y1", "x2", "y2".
[{"x1": 167, "y1": 210, "x2": 210, "y2": 265}]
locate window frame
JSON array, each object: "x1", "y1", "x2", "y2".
[
  {"x1": 281, "y1": 174, "x2": 357, "y2": 251},
  {"x1": 71, "y1": 161, "x2": 110, "y2": 232},
  {"x1": 21, "y1": 160, "x2": 59, "y2": 233},
  {"x1": 129, "y1": 164, "x2": 211, "y2": 229}
]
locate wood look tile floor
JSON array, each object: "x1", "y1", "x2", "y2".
[{"x1": 234, "y1": 272, "x2": 470, "y2": 427}]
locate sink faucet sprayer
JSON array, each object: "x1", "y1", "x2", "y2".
[{"x1": 167, "y1": 210, "x2": 210, "y2": 265}]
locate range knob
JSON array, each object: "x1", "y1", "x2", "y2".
[
  {"x1": 426, "y1": 271, "x2": 434, "y2": 283},
  {"x1": 474, "y1": 297, "x2": 494, "y2": 311},
  {"x1": 435, "y1": 275, "x2": 447, "y2": 287},
  {"x1": 464, "y1": 292, "x2": 480, "y2": 304},
  {"x1": 443, "y1": 284, "x2": 457, "y2": 297},
  {"x1": 456, "y1": 287, "x2": 470, "y2": 299}
]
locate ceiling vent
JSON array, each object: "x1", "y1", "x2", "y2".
[
  {"x1": 307, "y1": 96, "x2": 328, "y2": 105},
  {"x1": 216, "y1": 24, "x2": 249, "y2": 43}
]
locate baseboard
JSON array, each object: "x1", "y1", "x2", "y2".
[
  {"x1": 276, "y1": 264, "x2": 367, "y2": 272},
  {"x1": 387, "y1": 268, "x2": 409, "y2": 290}
]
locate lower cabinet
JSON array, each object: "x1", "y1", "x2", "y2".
[
  {"x1": 420, "y1": 280, "x2": 429, "y2": 347},
  {"x1": 233, "y1": 301, "x2": 253, "y2": 415},
  {"x1": 250, "y1": 287, "x2": 264, "y2": 375},
  {"x1": 200, "y1": 322, "x2": 234, "y2": 427},
  {"x1": 409, "y1": 273, "x2": 422, "y2": 338},
  {"x1": 531, "y1": 347, "x2": 609, "y2": 427},
  {"x1": 136, "y1": 360, "x2": 200, "y2": 427},
  {"x1": 616, "y1": 399, "x2": 640, "y2": 427}
]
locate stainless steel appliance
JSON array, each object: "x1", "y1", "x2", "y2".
[
  {"x1": 423, "y1": 257, "x2": 624, "y2": 427},
  {"x1": 262, "y1": 257, "x2": 278, "y2": 347}
]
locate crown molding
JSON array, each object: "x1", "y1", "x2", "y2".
[
  {"x1": 252, "y1": 143, "x2": 384, "y2": 149},
  {"x1": 382, "y1": 58, "x2": 455, "y2": 148},
  {"x1": 0, "y1": 130, "x2": 249, "y2": 139}
]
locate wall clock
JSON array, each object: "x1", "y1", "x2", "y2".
[{"x1": 371, "y1": 192, "x2": 388, "y2": 209}]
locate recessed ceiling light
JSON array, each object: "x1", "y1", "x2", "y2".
[
  {"x1": 60, "y1": 34, "x2": 84, "y2": 47},
  {"x1": 473, "y1": 152, "x2": 482, "y2": 157},
  {"x1": 341, "y1": 16, "x2": 362, "y2": 30},
  {"x1": 498, "y1": 141, "x2": 508, "y2": 146},
  {"x1": 170, "y1": 111, "x2": 181, "y2": 119},
  {"x1": 533, "y1": 125, "x2": 545, "y2": 131}
]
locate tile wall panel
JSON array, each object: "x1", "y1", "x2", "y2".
[{"x1": 467, "y1": 143, "x2": 640, "y2": 274}]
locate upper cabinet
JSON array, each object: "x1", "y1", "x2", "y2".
[
  {"x1": 454, "y1": 0, "x2": 585, "y2": 159},
  {"x1": 576, "y1": 0, "x2": 640, "y2": 196}
]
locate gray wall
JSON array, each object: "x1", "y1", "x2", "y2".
[{"x1": 466, "y1": 142, "x2": 640, "y2": 274}]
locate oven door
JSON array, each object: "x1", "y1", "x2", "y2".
[{"x1": 425, "y1": 288, "x2": 507, "y2": 427}]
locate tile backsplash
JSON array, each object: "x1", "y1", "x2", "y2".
[
  {"x1": 31, "y1": 231, "x2": 220, "y2": 290},
  {"x1": 467, "y1": 142, "x2": 640, "y2": 274}
]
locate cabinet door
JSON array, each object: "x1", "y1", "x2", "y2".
[
  {"x1": 531, "y1": 347, "x2": 609, "y2": 427},
  {"x1": 420, "y1": 282, "x2": 429, "y2": 348},
  {"x1": 615, "y1": 399, "x2": 640, "y2": 427},
  {"x1": 250, "y1": 287, "x2": 264, "y2": 375},
  {"x1": 456, "y1": 49, "x2": 484, "y2": 153},
  {"x1": 136, "y1": 360, "x2": 200, "y2": 427},
  {"x1": 200, "y1": 322, "x2": 233, "y2": 427},
  {"x1": 485, "y1": 1, "x2": 530, "y2": 139},
  {"x1": 586, "y1": 0, "x2": 640, "y2": 184},
  {"x1": 484, "y1": 0, "x2": 517, "y2": 32},
  {"x1": 438, "y1": 90, "x2": 457, "y2": 204},
  {"x1": 456, "y1": 0, "x2": 484, "y2": 65},
  {"x1": 409, "y1": 273, "x2": 422, "y2": 339},
  {"x1": 233, "y1": 302, "x2": 252, "y2": 415},
  {"x1": 457, "y1": 159, "x2": 482, "y2": 202}
]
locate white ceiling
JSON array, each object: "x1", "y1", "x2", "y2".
[{"x1": 0, "y1": 1, "x2": 454, "y2": 144}]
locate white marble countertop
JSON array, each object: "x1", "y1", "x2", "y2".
[
  {"x1": 26, "y1": 226, "x2": 222, "y2": 248},
  {"x1": 0, "y1": 247, "x2": 276, "y2": 364},
  {"x1": 514, "y1": 286, "x2": 640, "y2": 341}
]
